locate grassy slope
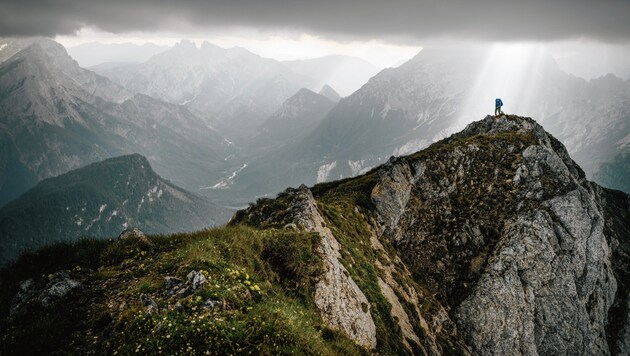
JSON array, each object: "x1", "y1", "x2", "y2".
[
  {"x1": 1, "y1": 116, "x2": 556, "y2": 354},
  {"x1": 0, "y1": 226, "x2": 364, "y2": 355}
]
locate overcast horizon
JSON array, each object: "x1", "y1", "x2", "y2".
[
  {"x1": 0, "y1": 0, "x2": 628, "y2": 76},
  {"x1": 48, "y1": 35, "x2": 629, "y2": 83}
]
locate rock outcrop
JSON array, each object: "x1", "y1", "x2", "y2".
[
  {"x1": 237, "y1": 185, "x2": 377, "y2": 349},
  {"x1": 237, "y1": 115, "x2": 629, "y2": 355},
  {"x1": 118, "y1": 227, "x2": 148, "y2": 243},
  {"x1": 9, "y1": 270, "x2": 81, "y2": 316},
  {"x1": 369, "y1": 115, "x2": 629, "y2": 355}
]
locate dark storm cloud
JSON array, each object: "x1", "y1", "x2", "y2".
[{"x1": 1, "y1": 0, "x2": 629, "y2": 42}]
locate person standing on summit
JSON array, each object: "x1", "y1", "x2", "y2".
[{"x1": 495, "y1": 98, "x2": 503, "y2": 116}]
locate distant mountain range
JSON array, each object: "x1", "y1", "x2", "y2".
[
  {"x1": 0, "y1": 37, "x2": 231, "y2": 206},
  {"x1": 282, "y1": 55, "x2": 380, "y2": 97},
  {"x1": 213, "y1": 47, "x2": 484, "y2": 204},
  {"x1": 66, "y1": 42, "x2": 170, "y2": 68},
  {"x1": 0, "y1": 153, "x2": 230, "y2": 266},
  {"x1": 91, "y1": 41, "x2": 380, "y2": 138},
  {"x1": 213, "y1": 46, "x2": 630, "y2": 205},
  {"x1": 1, "y1": 37, "x2": 627, "y2": 212},
  {"x1": 594, "y1": 151, "x2": 630, "y2": 194},
  {"x1": 206, "y1": 88, "x2": 337, "y2": 204},
  {"x1": 91, "y1": 40, "x2": 318, "y2": 137}
]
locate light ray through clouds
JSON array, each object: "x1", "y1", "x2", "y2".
[{"x1": 455, "y1": 43, "x2": 549, "y2": 130}]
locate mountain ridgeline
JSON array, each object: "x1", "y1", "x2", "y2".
[
  {"x1": 1, "y1": 116, "x2": 628, "y2": 355},
  {"x1": 0, "y1": 154, "x2": 229, "y2": 265},
  {"x1": 217, "y1": 46, "x2": 630, "y2": 207},
  {"x1": 92, "y1": 40, "x2": 319, "y2": 137},
  {"x1": 0, "y1": 37, "x2": 231, "y2": 208}
]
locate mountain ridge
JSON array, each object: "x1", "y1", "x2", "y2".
[
  {"x1": 216, "y1": 45, "x2": 630, "y2": 208},
  {"x1": 0, "y1": 153, "x2": 229, "y2": 266},
  {"x1": 2, "y1": 115, "x2": 628, "y2": 355},
  {"x1": 92, "y1": 40, "x2": 320, "y2": 137},
  {"x1": 282, "y1": 55, "x2": 380, "y2": 96},
  {"x1": 234, "y1": 114, "x2": 630, "y2": 354},
  {"x1": 67, "y1": 42, "x2": 170, "y2": 67},
  {"x1": 0, "y1": 37, "x2": 231, "y2": 206}
]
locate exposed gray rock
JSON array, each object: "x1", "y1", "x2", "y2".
[
  {"x1": 140, "y1": 293, "x2": 159, "y2": 314},
  {"x1": 118, "y1": 227, "x2": 149, "y2": 244},
  {"x1": 372, "y1": 162, "x2": 417, "y2": 242},
  {"x1": 378, "y1": 277, "x2": 421, "y2": 351},
  {"x1": 9, "y1": 271, "x2": 82, "y2": 316},
  {"x1": 187, "y1": 270, "x2": 207, "y2": 290},
  {"x1": 42, "y1": 271, "x2": 81, "y2": 307},
  {"x1": 456, "y1": 192, "x2": 615, "y2": 355},
  {"x1": 174, "y1": 270, "x2": 207, "y2": 297},
  {"x1": 371, "y1": 115, "x2": 625, "y2": 355},
  {"x1": 283, "y1": 223, "x2": 298, "y2": 230},
  {"x1": 174, "y1": 301, "x2": 183, "y2": 312},
  {"x1": 281, "y1": 185, "x2": 377, "y2": 349},
  {"x1": 201, "y1": 298, "x2": 223, "y2": 309},
  {"x1": 164, "y1": 276, "x2": 182, "y2": 291},
  {"x1": 9, "y1": 279, "x2": 35, "y2": 317}
]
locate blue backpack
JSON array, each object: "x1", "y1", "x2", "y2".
[{"x1": 496, "y1": 98, "x2": 503, "y2": 106}]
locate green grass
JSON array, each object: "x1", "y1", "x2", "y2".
[
  {"x1": 1, "y1": 118, "x2": 549, "y2": 355},
  {"x1": 316, "y1": 200, "x2": 410, "y2": 354},
  {"x1": 406, "y1": 130, "x2": 536, "y2": 162},
  {"x1": 231, "y1": 193, "x2": 299, "y2": 229},
  {"x1": 0, "y1": 226, "x2": 364, "y2": 355}
]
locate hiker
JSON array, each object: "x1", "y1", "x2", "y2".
[{"x1": 495, "y1": 98, "x2": 503, "y2": 116}]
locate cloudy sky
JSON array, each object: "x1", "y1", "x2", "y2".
[{"x1": 2, "y1": 0, "x2": 629, "y2": 70}]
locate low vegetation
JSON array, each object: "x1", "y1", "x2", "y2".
[
  {"x1": 5, "y1": 115, "x2": 611, "y2": 355},
  {"x1": 0, "y1": 226, "x2": 364, "y2": 355}
]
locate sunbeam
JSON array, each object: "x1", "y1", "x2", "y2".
[{"x1": 456, "y1": 43, "x2": 549, "y2": 129}]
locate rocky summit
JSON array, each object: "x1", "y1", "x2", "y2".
[{"x1": 1, "y1": 115, "x2": 628, "y2": 355}]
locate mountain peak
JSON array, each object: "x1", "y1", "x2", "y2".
[
  {"x1": 294, "y1": 87, "x2": 320, "y2": 98},
  {"x1": 319, "y1": 84, "x2": 341, "y2": 102},
  {"x1": 272, "y1": 88, "x2": 333, "y2": 118},
  {"x1": 36, "y1": 153, "x2": 159, "y2": 191},
  {"x1": 2, "y1": 113, "x2": 629, "y2": 355},
  {"x1": 255, "y1": 87, "x2": 336, "y2": 147},
  {"x1": 234, "y1": 114, "x2": 629, "y2": 354},
  {"x1": 199, "y1": 40, "x2": 222, "y2": 53},
  {"x1": 458, "y1": 114, "x2": 543, "y2": 138},
  {"x1": 103, "y1": 153, "x2": 152, "y2": 169},
  {"x1": 173, "y1": 39, "x2": 197, "y2": 51},
  {"x1": 0, "y1": 37, "x2": 63, "y2": 61},
  {"x1": 8, "y1": 37, "x2": 78, "y2": 69},
  {"x1": 413, "y1": 114, "x2": 586, "y2": 183}
]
